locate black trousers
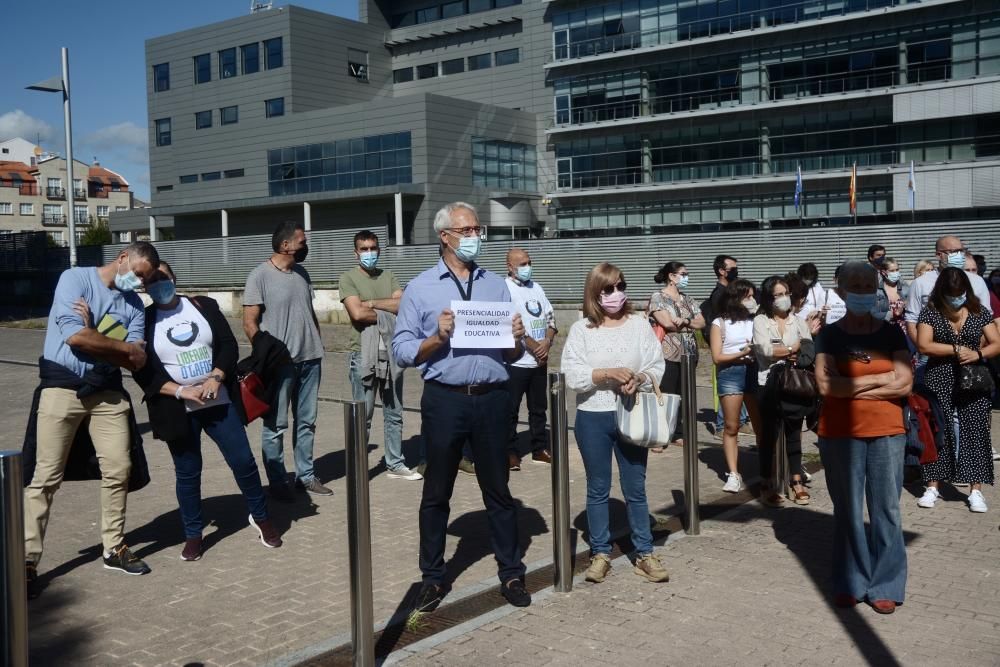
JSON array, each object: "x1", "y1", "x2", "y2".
[
  {"x1": 659, "y1": 359, "x2": 683, "y2": 441},
  {"x1": 419, "y1": 381, "x2": 525, "y2": 585},
  {"x1": 508, "y1": 364, "x2": 548, "y2": 455},
  {"x1": 757, "y1": 386, "x2": 803, "y2": 482}
]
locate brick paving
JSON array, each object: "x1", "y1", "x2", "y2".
[{"x1": 2, "y1": 323, "x2": 997, "y2": 666}]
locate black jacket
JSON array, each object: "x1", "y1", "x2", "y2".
[
  {"x1": 22, "y1": 358, "x2": 151, "y2": 491},
  {"x1": 133, "y1": 295, "x2": 246, "y2": 442},
  {"x1": 236, "y1": 329, "x2": 291, "y2": 397}
]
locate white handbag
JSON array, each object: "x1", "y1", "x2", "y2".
[{"x1": 615, "y1": 381, "x2": 681, "y2": 448}]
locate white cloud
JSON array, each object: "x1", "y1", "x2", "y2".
[
  {"x1": 80, "y1": 121, "x2": 148, "y2": 165},
  {"x1": 0, "y1": 110, "x2": 55, "y2": 143}
]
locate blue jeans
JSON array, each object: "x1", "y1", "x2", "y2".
[
  {"x1": 347, "y1": 351, "x2": 412, "y2": 471},
  {"x1": 167, "y1": 402, "x2": 268, "y2": 538},
  {"x1": 574, "y1": 410, "x2": 653, "y2": 556},
  {"x1": 262, "y1": 358, "x2": 321, "y2": 486},
  {"x1": 819, "y1": 434, "x2": 907, "y2": 603}
]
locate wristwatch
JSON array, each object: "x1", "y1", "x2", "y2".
[{"x1": 209, "y1": 373, "x2": 224, "y2": 383}]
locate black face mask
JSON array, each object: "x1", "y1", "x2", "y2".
[
  {"x1": 293, "y1": 244, "x2": 308, "y2": 263},
  {"x1": 725, "y1": 267, "x2": 738, "y2": 281}
]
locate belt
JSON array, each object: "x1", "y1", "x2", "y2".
[{"x1": 427, "y1": 380, "x2": 505, "y2": 396}]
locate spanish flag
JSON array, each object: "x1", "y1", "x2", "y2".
[{"x1": 849, "y1": 162, "x2": 857, "y2": 215}]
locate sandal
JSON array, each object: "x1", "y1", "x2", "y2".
[
  {"x1": 790, "y1": 482, "x2": 811, "y2": 506},
  {"x1": 759, "y1": 484, "x2": 785, "y2": 507}
]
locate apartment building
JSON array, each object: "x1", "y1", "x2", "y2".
[
  {"x1": 0, "y1": 142, "x2": 134, "y2": 244},
  {"x1": 132, "y1": 0, "x2": 1000, "y2": 242}
]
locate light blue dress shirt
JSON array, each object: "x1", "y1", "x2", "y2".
[
  {"x1": 392, "y1": 258, "x2": 512, "y2": 385},
  {"x1": 42, "y1": 267, "x2": 145, "y2": 378}
]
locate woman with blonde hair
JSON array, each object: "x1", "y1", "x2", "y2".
[
  {"x1": 562, "y1": 263, "x2": 668, "y2": 585},
  {"x1": 913, "y1": 259, "x2": 934, "y2": 280}
]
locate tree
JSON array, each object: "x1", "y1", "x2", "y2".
[{"x1": 80, "y1": 218, "x2": 112, "y2": 246}]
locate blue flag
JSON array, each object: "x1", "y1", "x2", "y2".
[{"x1": 794, "y1": 164, "x2": 803, "y2": 212}]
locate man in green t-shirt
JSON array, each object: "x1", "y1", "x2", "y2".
[{"x1": 340, "y1": 231, "x2": 422, "y2": 479}]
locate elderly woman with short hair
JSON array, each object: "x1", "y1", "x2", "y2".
[{"x1": 815, "y1": 261, "x2": 913, "y2": 615}]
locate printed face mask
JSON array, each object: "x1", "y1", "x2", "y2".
[
  {"x1": 115, "y1": 255, "x2": 142, "y2": 292},
  {"x1": 946, "y1": 293, "x2": 967, "y2": 308},
  {"x1": 147, "y1": 280, "x2": 176, "y2": 305}
]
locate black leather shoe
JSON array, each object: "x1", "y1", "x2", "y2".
[
  {"x1": 413, "y1": 582, "x2": 450, "y2": 613},
  {"x1": 500, "y1": 578, "x2": 531, "y2": 607},
  {"x1": 26, "y1": 563, "x2": 41, "y2": 600}
]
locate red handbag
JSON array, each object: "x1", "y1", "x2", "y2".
[{"x1": 238, "y1": 371, "x2": 270, "y2": 423}]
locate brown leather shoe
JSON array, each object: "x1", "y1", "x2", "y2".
[
  {"x1": 508, "y1": 453, "x2": 521, "y2": 471},
  {"x1": 869, "y1": 599, "x2": 896, "y2": 614},
  {"x1": 531, "y1": 450, "x2": 552, "y2": 465},
  {"x1": 834, "y1": 593, "x2": 858, "y2": 608},
  {"x1": 249, "y1": 515, "x2": 283, "y2": 548}
]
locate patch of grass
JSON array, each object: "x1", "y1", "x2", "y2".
[
  {"x1": 0, "y1": 318, "x2": 47, "y2": 330},
  {"x1": 405, "y1": 610, "x2": 427, "y2": 633},
  {"x1": 802, "y1": 451, "x2": 822, "y2": 465}
]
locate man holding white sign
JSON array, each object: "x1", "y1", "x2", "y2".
[{"x1": 393, "y1": 202, "x2": 530, "y2": 612}]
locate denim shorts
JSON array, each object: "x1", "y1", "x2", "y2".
[{"x1": 716, "y1": 363, "x2": 756, "y2": 396}]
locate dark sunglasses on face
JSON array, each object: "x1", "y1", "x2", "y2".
[{"x1": 601, "y1": 280, "x2": 627, "y2": 295}]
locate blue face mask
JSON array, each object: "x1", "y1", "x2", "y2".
[
  {"x1": 359, "y1": 250, "x2": 378, "y2": 270},
  {"x1": 675, "y1": 275, "x2": 689, "y2": 289},
  {"x1": 516, "y1": 265, "x2": 532, "y2": 282},
  {"x1": 947, "y1": 252, "x2": 966, "y2": 269},
  {"x1": 147, "y1": 280, "x2": 176, "y2": 305},
  {"x1": 114, "y1": 256, "x2": 142, "y2": 293},
  {"x1": 844, "y1": 291, "x2": 877, "y2": 316},
  {"x1": 946, "y1": 294, "x2": 967, "y2": 308},
  {"x1": 451, "y1": 234, "x2": 481, "y2": 263},
  {"x1": 885, "y1": 271, "x2": 901, "y2": 284}
]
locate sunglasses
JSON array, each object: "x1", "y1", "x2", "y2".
[
  {"x1": 847, "y1": 349, "x2": 871, "y2": 364},
  {"x1": 601, "y1": 280, "x2": 627, "y2": 295}
]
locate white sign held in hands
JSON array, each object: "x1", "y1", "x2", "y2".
[{"x1": 450, "y1": 300, "x2": 514, "y2": 349}]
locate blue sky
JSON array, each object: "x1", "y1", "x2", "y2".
[{"x1": 1, "y1": 0, "x2": 357, "y2": 201}]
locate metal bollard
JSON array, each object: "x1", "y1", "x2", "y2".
[
  {"x1": 548, "y1": 372, "x2": 572, "y2": 593},
  {"x1": 680, "y1": 353, "x2": 701, "y2": 535},
  {"x1": 344, "y1": 402, "x2": 374, "y2": 667},
  {"x1": 1, "y1": 451, "x2": 28, "y2": 667}
]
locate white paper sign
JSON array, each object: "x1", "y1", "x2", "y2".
[{"x1": 450, "y1": 300, "x2": 514, "y2": 349}]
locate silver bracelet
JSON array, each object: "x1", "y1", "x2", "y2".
[{"x1": 174, "y1": 385, "x2": 184, "y2": 400}]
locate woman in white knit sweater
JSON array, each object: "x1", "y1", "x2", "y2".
[{"x1": 561, "y1": 262, "x2": 668, "y2": 585}]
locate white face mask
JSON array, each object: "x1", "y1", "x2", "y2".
[{"x1": 774, "y1": 295, "x2": 792, "y2": 313}]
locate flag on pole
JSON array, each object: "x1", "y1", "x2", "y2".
[
  {"x1": 794, "y1": 164, "x2": 803, "y2": 213},
  {"x1": 849, "y1": 162, "x2": 857, "y2": 215},
  {"x1": 907, "y1": 160, "x2": 916, "y2": 210}
]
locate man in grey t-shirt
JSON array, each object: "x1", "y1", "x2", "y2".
[{"x1": 243, "y1": 221, "x2": 331, "y2": 500}]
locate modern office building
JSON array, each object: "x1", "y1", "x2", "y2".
[
  {"x1": 130, "y1": 0, "x2": 1000, "y2": 243},
  {"x1": 0, "y1": 143, "x2": 134, "y2": 242}
]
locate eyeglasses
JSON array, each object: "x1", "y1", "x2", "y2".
[
  {"x1": 937, "y1": 247, "x2": 965, "y2": 255},
  {"x1": 601, "y1": 280, "x2": 627, "y2": 295},
  {"x1": 675, "y1": 272, "x2": 689, "y2": 277},
  {"x1": 448, "y1": 226, "x2": 482, "y2": 238}
]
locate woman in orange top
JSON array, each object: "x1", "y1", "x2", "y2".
[{"x1": 815, "y1": 261, "x2": 913, "y2": 615}]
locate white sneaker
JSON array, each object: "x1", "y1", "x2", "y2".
[
  {"x1": 968, "y1": 490, "x2": 988, "y2": 513},
  {"x1": 387, "y1": 466, "x2": 423, "y2": 481},
  {"x1": 722, "y1": 472, "x2": 744, "y2": 493},
  {"x1": 917, "y1": 487, "x2": 940, "y2": 508}
]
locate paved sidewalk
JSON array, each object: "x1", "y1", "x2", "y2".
[{"x1": 393, "y1": 460, "x2": 1000, "y2": 666}]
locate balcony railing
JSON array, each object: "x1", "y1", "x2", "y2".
[
  {"x1": 42, "y1": 214, "x2": 66, "y2": 226},
  {"x1": 73, "y1": 189, "x2": 87, "y2": 200},
  {"x1": 46, "y1": 186, "x2": 65, "y2": 198}
]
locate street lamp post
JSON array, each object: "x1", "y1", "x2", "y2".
[{"x1": 27, "y1": 47, "x2": 77, "y2": 267}]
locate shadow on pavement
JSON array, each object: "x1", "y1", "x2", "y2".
[
  {"x1": 444, "y1": 501, "x2": 548, "y2": 586},
  {"x1": 313, "y1": 444, "x2": 378, "y2": 484},
  {"x1": 28, "y1": 588, "x2": 93, "y2": 664}
]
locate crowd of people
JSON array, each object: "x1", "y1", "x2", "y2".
[{"x1": 20, "y1": 202, "x2": 1000, "y2": 619}]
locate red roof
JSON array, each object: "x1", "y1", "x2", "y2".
[
  {"x1": 88, "y1": 164, "x2": 129, "y2": 188},
  {"x1": 0, "y1": 161, "x2": 37, "y2": 182}
]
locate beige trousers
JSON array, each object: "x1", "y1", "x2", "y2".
[{"x1": 24, "y1": 387, "x2": 132, "y2": 564}]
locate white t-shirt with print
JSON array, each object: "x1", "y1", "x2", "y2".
[
  {"x1": 505, "y1": 277, "x2": 555, "y2": 369},
  {"x1": 711, "y1": 317, "x2": 753, "y2": 354},
  {"x1": 153, "y1": 297, "x2": 230, "y2": 412}
]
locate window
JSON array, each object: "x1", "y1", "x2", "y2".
[
  {"x1": 241, "y1": 43, "x2": 260, "y2": 74},
  {"x1": 219, "y1": 47, "x2": 237, "y2": 79},
  {"x1": 73, "y1": 205, "x2": 88, "y2": 223},
  {"x1": 416, "y1": 63, "x2": 438, "y2": 79},
  {"x1": 266, "y1": 97, "x2": 285, "y2": 118},
  {"x1": 224, "y1": 169, "x2": 245, "y2": 178},
  {"x1": 267, "y1": 131, "x2": 412, "y2": 196},
  {"x1": 179, "y1": 174, "x2": 198, "y2": 184},
  {"x1": 348, "y1": 48, "x2": 369, "y2": 82},
  {"x1": 153, "y1": 63, "x2": 170, "y2": 91},
  {"x1": 49, "y1": 231, "x2": 64, "y2": 244},
  {"x1": 155, "y1": 118, "x2": 171, "y2": 146},
  {"x1": 43, "y1": 204, "x2": 62, "y2": 218},
  {"x1": 0, "y1": 203, "x2": 11, "y2": 215},
  {"x1": 264, "y1": 37, "x2": 283, "y2": 69},
  {"x1": 468, "y1": 53, "x2": 491, "y2": 71},
  {"x1": 194, "y1": 53, "x2": 211, "y2": 84},
  {"x1": 19, "y1": 203, "x2": 33, "y2": 215},
  {"x1": 415, "y1": 5, "x2": 440, "y2": 22},
  {"x1": 221, "y1": 106, "x2": 238, "y2": 125},
  {"x1": 195, "y1": 110, "x2": 212, "y2": 129},
  {"x1": 111, "y1": 180, "x2": 121, "y2": 192},
  {"x1": 442, "y1": 0, "x2": 465, "y2": 18},
  {"x1": 201, "y1": 172, "x2": 221, "y2": 181},
  {"x1": 495, "y1": 48, "x2": 519, "y2": 66},
  {"x1": 156, "y1": 185, "x2": 173, "y2": 193},
  {"x1": 468, "y1": 0, "x2": 492, "y2": 11},
  {"x1": 97, "y1": 205, "x2": 109, "y2": 218},
  {"x1": 442, "y1": 58, "x2": 465, "y2": 75},
  {"x1": 472, "y1": 137, "x2": 537, "y2": 191},
  {"x1": 393, "y1": 67, "x2": 414, "y2": 83}
]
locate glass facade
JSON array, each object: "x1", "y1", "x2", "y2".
[
  {"x1": 267, "y1": 132, "x2": 412, "y2": 196},
  {"x1": 472, "y1": 138, "x2": 537, "y2": 191},
  {"x1": 391, "y1": 0, "x2": 521, "y2": 28}
]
